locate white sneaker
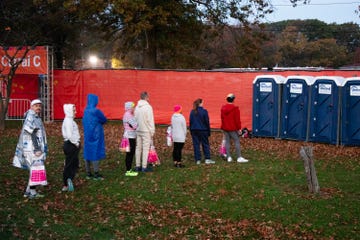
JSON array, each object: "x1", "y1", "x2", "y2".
[
  {"x1": 237, "y1": 157, "x2": 249, "y2": 163},
  {"x1": 23, "y1": 191, "x2": 31, "y2": 198},
  {"x1": 196, "y1": 161, "x2": 201, "y2": 165},
  {"x1": 205, "y1": 159, "x2": 215, "y2": 164},
  {"x1": 227, "y1": 157, "x2": 233, "y2": 162}
]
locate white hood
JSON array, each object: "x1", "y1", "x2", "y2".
[{"x1": 63, "y1": 104, "x2": 74, "y2": 118}]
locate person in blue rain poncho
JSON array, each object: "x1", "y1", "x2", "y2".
[{"x1": 82, "y1": 94, "x2": 107, "y2": 180}]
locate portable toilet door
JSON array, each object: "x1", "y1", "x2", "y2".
[
  {"x1": 280, "y1": 76, "x2": 315, "y2": 141},
  {"x1": 341, "y1": 77, "x2": 360, "y2": 146},
  {"x1": 252, "y1": 75, "x2": 286, "y2": 138},
  {"x1": 308, "y1": 76, "x2": 345, "y2": 145}
]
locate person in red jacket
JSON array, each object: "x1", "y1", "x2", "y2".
[{"x1": 220, "y1": 93, "x2": 249, "y2": 163}]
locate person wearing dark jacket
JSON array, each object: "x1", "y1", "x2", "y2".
[
  {"x1": 221, "y1": 93, "x2": 248, "y2": 163},
  {"x1": 189, "y1": 98, "x2": 215, "y2": 165}
]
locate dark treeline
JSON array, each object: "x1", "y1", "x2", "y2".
[{"x1": 1, "y1": 0, "x2": 359, "y2": 69}]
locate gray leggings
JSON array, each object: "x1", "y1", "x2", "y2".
[
  {"x1": 223, "y1": 131, "x2": 241, "y2": 158},
  {"x1": 85, "y1": 160, "x2": 100, "y2": 173}
]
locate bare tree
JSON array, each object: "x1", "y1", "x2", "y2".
[{"x1": 0, "y1": 46, "x2": 34, "y2": 130}]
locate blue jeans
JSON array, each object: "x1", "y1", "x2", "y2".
[{"x1": 191, "y1": 130, "x2": 211, "y2": 161}]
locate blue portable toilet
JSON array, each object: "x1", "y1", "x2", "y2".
[
  {"x1": 341, "y1": 77, "x2": 360, "y2": 146},
  {"x1": 280, "y1": 75, "x2": 315, "y2": 141},
  {"x1": 252, "y1": 75, "x2": 286, "y2": 138},
  {"x1": 308, "y1": 76, "x2": 345, "y2": 145}
]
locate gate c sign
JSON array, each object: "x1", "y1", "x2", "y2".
[{"x1": 0, "y1": 46, "x2": 48, "y2": 74}]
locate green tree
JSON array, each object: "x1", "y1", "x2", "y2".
[
  {"x1": 0, "y1": 0, "x2": 82, "y2": 68},
  {"x1": 304, "y1": 39, "x2": 348, "y2": 68},
  {"x1": 331, "y1": 23, "x2": 360, "y2": 53},
  {"x1": 260, "y1": 38, "x2": 281, "y2": 69},
  {"x1": 263, "y1": 19, "x2": 359, "y2": 68},
  {"x1": 69, "y1": 0, "x2": 276, "y2": 68},
  {"x1": 1, "y1": 0, "x2": 314, "y2": 69},
  {"x1": 0, "y1": 0, "x2": 83, "y2": 129},
  {"x1": 277, "y1": 26, "x2": 308, "y2": 66}
]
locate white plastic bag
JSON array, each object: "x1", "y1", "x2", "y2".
[
  {"x1": 29, "y1": 160, "x2": 47, "y2": 186},
  {"x1": 166, "y1": 126, "x2": 172, "y2": 147}
]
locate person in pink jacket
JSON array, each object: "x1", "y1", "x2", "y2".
[{"x1": 122, "y1": 101, "x2": 138, "y2": 176}]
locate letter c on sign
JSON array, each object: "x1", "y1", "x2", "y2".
[
  {"x1": 33, "y1": 55, "x2": 41, "y2": 67},
  {"x1": 1, "y1": 56, "x2": 9, "y2": 66}
]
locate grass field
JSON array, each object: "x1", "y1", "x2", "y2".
[{"x1": 1, "y1": 121, "x2": 359, "y2": 239}]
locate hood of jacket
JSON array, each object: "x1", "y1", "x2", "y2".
[
  {"x1": 86, "y1": 94, "x2": 98, "y2": 108},
  {"x1": 172, "y1": 113, "x2": 183, "y2": 119},
  {"x1": 222, "y1": 103, "x2": 237, "y2": 115},
  {"x1": 136, "y1": 99, "x2": 149, "y2": 108},
  {"x1": 63, "y1": 104, "x2": 74, "y2": 118}
]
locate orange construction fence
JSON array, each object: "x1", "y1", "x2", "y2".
[{"x1": 11, "y1": 69, "x2": 359, "y2": 130}]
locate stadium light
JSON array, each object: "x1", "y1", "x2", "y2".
[{"x1": 88, "y1": 55, "x2": 98, "y2": 66}]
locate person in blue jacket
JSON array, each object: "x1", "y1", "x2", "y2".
[
  {"x1": 82, "y1": 94, "x2": 107, "y2": 180},
  {"x1": 189, "y1": 98, "x2": 215, "y2": 165}
]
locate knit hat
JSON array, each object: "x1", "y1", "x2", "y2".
[
  {"x1": 125, "y1": 101, "x2": 134, "y2": 110},
  {"x1": 31, "y1": 99, "x2": 42, "y2": 106},
  {"x1": 226, "y1": 93, "x2": 235, "y2": 103},
  {"x1": 174, "y1": 104, "x2": 182, "y2": 113}
]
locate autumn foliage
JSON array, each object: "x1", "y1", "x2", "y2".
[{"x1": 1, "y1": 121, "x2": 359, "y2": 239}]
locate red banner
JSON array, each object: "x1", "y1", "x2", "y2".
[{"x1": 0, "y1": 46, "x2": 48, "y2": 74}]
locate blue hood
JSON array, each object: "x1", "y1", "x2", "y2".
[{"x1": 86, "y1": 94, "x2": 98, "y2": 108}]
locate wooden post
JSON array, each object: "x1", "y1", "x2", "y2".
[{"x1": 300, "y1": 146, "x2": 320, "y2": 194}]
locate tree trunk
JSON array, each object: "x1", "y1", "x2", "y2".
[
  {"x1": 0, "y1": 95, "x2": 5, "y2": 131},
  {"x1": 142, "y1": 30, "x2": 157, "y2": 68},
  {"x1": 0, "y1": 74, "x2": 13, "y2": 131},
  {"x1": 55, "y1": 48, "x2": 63, "y2": 69},
  {"x1": 300, "y1": 146, "x2": 320, "y2": 194},
  {"x1": 142, "y1": 46, "x2": 157, "y2": 68}
]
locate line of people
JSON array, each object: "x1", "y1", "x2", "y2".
[{"x1": 12, "y1": 91, "x2": 248, "y2": 198}]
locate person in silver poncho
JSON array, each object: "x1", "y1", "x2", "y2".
[{"x1": 13, "y1": 99, "x2": 48, "y2": 199}]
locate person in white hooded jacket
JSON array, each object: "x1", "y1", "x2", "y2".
[
  {"x1": 134, "y1": 91, "x2": 155, "y2": 172},
  {"x1": 61, "y1": 104, "x2": 81, "y2": 191}
]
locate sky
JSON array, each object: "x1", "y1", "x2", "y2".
[{"x1": 264, "y1": 0, "x2": 360, "y2": 24}]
